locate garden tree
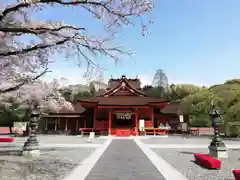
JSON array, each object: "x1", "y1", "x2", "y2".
[
  {"x1": 94, "y1": 71, "x2": 105, "y2": 91},
  {"x1": 152, "y1": 69, "x2": 168, "y2": 88},
  {"x1": 152, "y1": 69, "x2": 169, "y2": 98},
  {"x1": 0, "y1": 100, "x2": 27, "y2": 134},
  {"x1": 73, "y1": 91, "x2": 92, "y2": 102},
  {"x1": 60, "y1": 88, "x2": 73, "y2": 102},
  {"x1": 89, "y1": 82, "x2": 96, "y2": 96},
  {"x1": 142, "y1": 85, "x2": 153, "y2": 96},
  {"x1": 0, "y1": 79, "x2": 73, "y2": 115},
  {"x1": 0, "y1": 0, "x2": 153, "y2": 94},
  {"x1": 168, "y1": 84, "x2": 202, "y2": 101},
  {"x1": 178, "y1": 79, "x2": 240, "y2": 131},
  {"x1": 0, "y1": 79, "x2": 73, "y2": 134}
]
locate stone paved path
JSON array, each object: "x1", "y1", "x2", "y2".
[{"x1": 85, "y1": 139, "x2": 165, "y2": 180}]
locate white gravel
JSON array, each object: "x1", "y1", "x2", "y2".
[
  {"x1": 0, "y1": 147, "x2": 96, "y2": 180},
  {"x1": 152, "y1": 148, "x2": 240, "y2": 180}
]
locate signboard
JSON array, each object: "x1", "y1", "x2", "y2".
[
  {"x1": 139, "y1": 119, "x2": 145, "y2": 132},
  {"x1": 14, "y1": 122, "x2": 27, "y2": 131},
  {"x1": 88, "y1": 132, "x2": 95, "y2": 141},
  {"x1": 179, "y1": 115, "x2": 184, "y2": 123},
  {"x1": 181, "y1": 123, "x2": 188, "y2": 131},
  {"x1": 116, "y1": 112, "x2": 132, "y2": 120}
]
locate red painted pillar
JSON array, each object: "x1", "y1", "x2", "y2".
[
  {"x1": 108, "y1": 111, "x2": 112, "y2": 135},
  {"x1": 152, "y1": 108, "x2": 154, "y2": 128},
  {"x1": 135, "y1": 109, "x2": 139, "y2": 136},
  {"x1": 93, "y1": 108, "x2": 96, "y2": 129}
]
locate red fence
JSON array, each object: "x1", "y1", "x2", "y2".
[{"x1": 0, "y1": 127, "x2": 23, "y2": 134}]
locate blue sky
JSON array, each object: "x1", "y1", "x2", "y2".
[{"x1": 38, "y1": 0, "x2": 240, "y2": 87}]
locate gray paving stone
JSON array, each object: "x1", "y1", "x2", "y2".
[{"x1": 86, "y1": 139, "x2": 165, "y2": 180}]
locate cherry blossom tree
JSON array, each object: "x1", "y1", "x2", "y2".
[
  {"x1": 0, "y1": 79, "x2": 73, "y2": 113},
  {"x1": 0, "y1": 0, "x2": 154, "y2": 96}
]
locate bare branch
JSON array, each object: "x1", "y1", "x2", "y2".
[{"x1": 0, "y1": 25, "x2": 84, "y2": 35}]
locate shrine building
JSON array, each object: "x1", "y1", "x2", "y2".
[{"x1": 41, "y1": 75, "x2": 181, "y2": 136}]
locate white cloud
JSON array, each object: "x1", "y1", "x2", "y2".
[{"x1": 138, "y1": 74, "x2": 153, "y2": 87}]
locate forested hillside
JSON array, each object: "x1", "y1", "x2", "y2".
[{"x1": 142, "y1": 69, "x2": 240, "y2": 135}]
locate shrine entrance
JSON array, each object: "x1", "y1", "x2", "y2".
[{"x1": 111, "y1": 111, "x2": 136, "y2": 136}]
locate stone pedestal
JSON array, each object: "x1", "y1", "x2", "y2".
[
  {"x1": 22, "y1": 149, "x2": 40, "y2": 159},
  {"x1": 208, "y1": 145, "x2": 228, "y2": 159}
]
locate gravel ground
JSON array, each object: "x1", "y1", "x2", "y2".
[
  {"x1": 152, "y1": 148, "x2": 240, "y2": 180},
  {"x1": 86, "y1": 139, "x2": 165, "y2": 180},
  {"x1": 141, "y1": 136, "x2": 240, "y2": 146},
  {"x1": 12, "y1": 135, "x2": 107, "y2": 144},
  {"x1": 0, "y1": 147, "x2": 96, "y2": 180}
]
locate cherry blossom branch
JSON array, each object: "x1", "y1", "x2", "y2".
[
  {"x1": 0, "y1": 68, "x2": 50, "y2": 94},
  {"x1": 0, "y1": 34, "x2": 77, "y2": 57},
  {"x1": 1, "y1": 0, "x2": 152, "y2": 21}
]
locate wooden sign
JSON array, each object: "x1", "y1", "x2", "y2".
[
  {"x1": 88, "y1": 132, "x2": 95, "y2": 141},
  {"x1": 116, "y1": 112, "x2": 132, "y2": 120}
]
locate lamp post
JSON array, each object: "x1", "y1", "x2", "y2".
[
  {"x1": 22, "y1": 100, "x2": 40, "y2": 158},
  {"x1": 208, "y1": 104, "x2": 228, "y2": 159}
]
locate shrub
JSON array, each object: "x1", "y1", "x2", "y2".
[{"x1": 190, "y1": 115, "x2": 211, "y2": 127}]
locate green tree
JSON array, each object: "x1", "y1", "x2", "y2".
[
  {"x1": 73, "y1": 91, "x2": 92, "y2": 102},
  {"x1": 151, "y1": 69, "x2": 169, "y2": 98},
  {"x1": 169, "y1": 84, "x2": 202, "y2": 101},
  {"x1": 89, "y1": 82, "x2": 96, "y2": 97},
  {"x1": 60, "y1": 88, "x2": 73, "y2": 102},
  {"x1": 0, "y1": 102, "x2": 27, "y2": 134}
]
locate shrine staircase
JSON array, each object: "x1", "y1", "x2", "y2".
[{"x1": 112, "y1": 128, "x2": 136, "y2": 136}]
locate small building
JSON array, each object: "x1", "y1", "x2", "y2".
[{"x1": 41, "y1": 75, "x2": 179, "y2": 136}]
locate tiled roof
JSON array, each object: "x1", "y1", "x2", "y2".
[
  {"x1": 81, "y1": 96, "x2": 166, "y2": 106},
  {"x1": 160, "y1": 101, "x2": 181, "y2": 114},
  {"x1": 108, "y1": 75, "x2": 141, "y2": 89},
  {"x1": 103, "y1": 76, "x2": 146, "y2": 97}
]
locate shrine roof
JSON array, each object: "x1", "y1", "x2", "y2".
[
  {"x1": 80, "y1": 75, "x2": 168, "y2": 107},
  {"x1": 80, "y1": 96, "x2": 167, "y2": 106}
]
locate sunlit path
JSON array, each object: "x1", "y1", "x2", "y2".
[{"x1": 85, "y1": 139, "x2": 166, "y2": 180}]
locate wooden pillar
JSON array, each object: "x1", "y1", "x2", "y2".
[
  {"x1": 45, "y1": 119, "x2": 48, "y2": 130},
  {"x1": 135, "y1": 109, "x2": 139, "y2": 136},
  {"x1": 108, "y1": 111, "x2": 112, "y2": 135},
  {"x1": 76, "y1": 119, "x2": 79, "y2": 131},
  {"x1": 84, "y1": 118, "x2": 86, "y2": 128},
  {"x1": 54, "y1": 119, "x2": 57, "y2": 131},
  {"x1": 65, "y1": 119, "x2": 68, "y2": 131},
  {"x1": 152, "y1": 108, "x2": 154, "y2": 128},
  {"x1": 93, "y1": 108, "x2": 96, "y2": 128}
]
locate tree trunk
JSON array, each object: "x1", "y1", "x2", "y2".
[{"x1": 8, "y1": 124, "x2": 12, "y2": 134}]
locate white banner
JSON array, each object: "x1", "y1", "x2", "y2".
[
  {"x1": 139, "y1": 119, "x2": 145, "y2": 131},
  {"x1": 14, "y1": 122, "x2": 27, "y2": 131}
]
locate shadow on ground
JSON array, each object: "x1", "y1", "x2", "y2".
[{"x1": 180, "y1": 151, "x2": 195, "y2": 155}]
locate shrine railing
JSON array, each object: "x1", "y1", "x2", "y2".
[
  {"x1": 79, "y1": 128, "x2": 109, "y2": 136},
  {"x1": 144, "y1": 128, "x2": 169, "y2": 136}
]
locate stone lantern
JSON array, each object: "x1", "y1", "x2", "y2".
[
  {"x1": 208, "y1": 103, "x2": 228, "y2": 158},
  {"x1": 22, "y1": 100, "x2": 40, "y2": 158}
]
